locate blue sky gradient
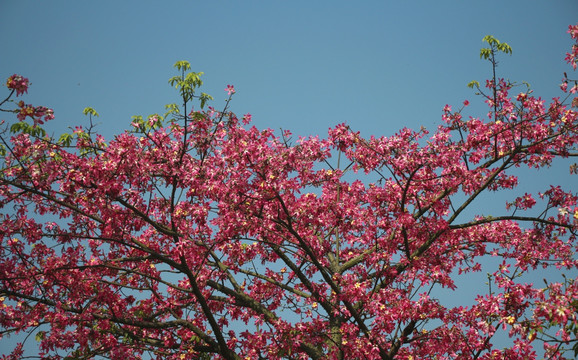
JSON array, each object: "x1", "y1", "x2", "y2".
[
  {"x1": 1, "y1": 1, "x2": 577, "y2": 357},
  {"x1": 2, "y1": 1, "x2": 577, "y2": 139}
]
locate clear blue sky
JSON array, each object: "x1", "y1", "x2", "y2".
[
  {"x1": 1, "y1": 1, "x2": 577, "y2": 357},
  {"x1": 1, "y1": 1, "x2": 576, "y2": 139}
]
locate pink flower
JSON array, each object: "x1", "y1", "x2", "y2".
[
  {"x1": 148, "y1": 115, "x2": 159, "y2": 126},
  {"x1": 225, "y1": 84, "x2": 236, "y2": 95},
  {"x1": 568, "y1": 24, "x2": 578, "y2": 40},
  {"x1": 565, "y1": 24, "x2": 578, "y2": 69},
  {"x1": 16, "y1": 101, "x2": 54, "y2": 124},
  {"x1": 6, "y1": 74, "x2": 30, "y2": 96},
  {"x1": 463, "y1": 100, "x2": 470, "y2": 106}
]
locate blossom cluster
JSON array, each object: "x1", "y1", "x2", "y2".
[
  {"x1": 5, "y1": 74, "x2": 29, "y2": 96},
  {"x1": 16, "y1": 100, "x2": 55, "y2": 125},
  {"x1": 0, "y1": 23, "x2": 577, "y2": 360},
  {"x1": 565, "y1": 24, "x2": 578, "y2": 70}
]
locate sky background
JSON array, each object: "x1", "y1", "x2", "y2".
[
  {"x1": 1, "y1": 0, "x2": 577, "y2": 357},
  {"x1": 1, "y1": 1, "x2": 577, "y2": 139}
]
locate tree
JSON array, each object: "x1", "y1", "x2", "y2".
[{"x1": 0, "y1": 26, "x2": 577, "y2": 360}]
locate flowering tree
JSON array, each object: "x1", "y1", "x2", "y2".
[{"x1": 1, "y1": 26, "x2": 578, "y2": 360}]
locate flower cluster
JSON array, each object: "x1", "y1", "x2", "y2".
[
  {"x1": 0, "y1": 23, "x2": 577, "y2": 360},
  {"x1": 565, "y1": 24, "x2": 578, "y2": 70},
  {"x1": 16, "y1": 100, "x2": 55, "y2": 125},
  {"x1": 5, "y1": 74, "x2": 29, "y2": 96}
]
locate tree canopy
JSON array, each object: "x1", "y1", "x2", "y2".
[{"x1": 1, "y1": 25, "x2": 578, "y2": 360}]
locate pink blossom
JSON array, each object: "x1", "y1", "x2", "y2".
[
  {"x1": 148, "y1": 115, "x2": 159, "y2": 126},
  {"x1": 15, "y1": 100, "x2": 54, "y2": 125},
  {"x1": 225, "y1": 84, "x2": 236, "y2": 95},
  {"x1": 564, "y1": 24, "x2": 578, "y2": 69},
  {"x1": 6, "y1": 74, "x2": 29, "y2": 96},
  {"x1": 1, "y1": 24, "x2": 578, "y2": 359}
]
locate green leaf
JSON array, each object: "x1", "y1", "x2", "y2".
[
  {"x1": 9, "y1": 122, "x2": 46, "y2": 137},
  {"x1": 199, "y1": 92, "x2": 213, "y2": 109},
  {"x1": 467, "y1": 80, "x2": 480, "y2": 89},
  {"x1": 480, "y1": 48, "x2": 491, "y2": 60},
  {"x1": 35, "y1": 331, "x2": 45, "y2": 342},
  {"x1": 185, "y1": 72, "x2": 204, "y2": 88},
  {"x1": 168, "y1": 76, "x2": 182, "y2": 88},
  {"x1": 58, "y1": 133, "x2": 74, "y2": 146},
  {"x1": 76, "y1": 131, "x2": 90, "y2": 140},
  {"x1": 31, "y1": 126, "x2": 46, "y2": 138},
  {"x1": 164, "y1": 103, "x2": 180, "y2": 118},
  {"x1": 482, "y1": 35, "x2": 499, "y2": 46},
  {"x1": 480, "y1": 35, "x2": 512, "y2": 58},
  {"x1": 498, "y1": 42, "x2": 512, "y2": 55},
  {"x1": 10, "y1": 122, "x2": 28, "y2": 134},
  {"x1": 83, "y1": 107, "x2": 99, "y2": 117},
  {"x1": 173, "y1": 60, "x2": 191, "y2": 72}
]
